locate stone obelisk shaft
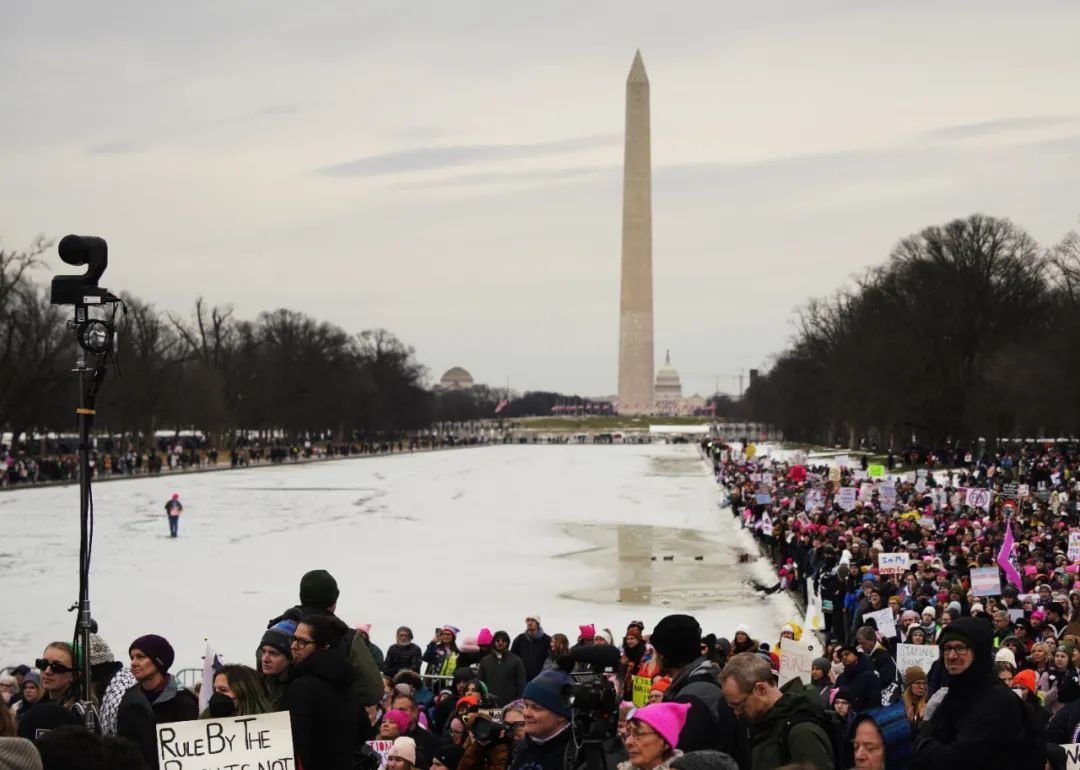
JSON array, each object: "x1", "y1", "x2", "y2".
[{"x1": 617, "y1": 50, "x2": 654, "y2": 415}]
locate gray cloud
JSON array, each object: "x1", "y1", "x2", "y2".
[
  {"x1": 315, "y1": 133, "x2": 620, "y2": 178},
  {"x1": 388, "y1": 165, "x2": 617, "y2": 190},
  {"x1": 924, "y1": 114, "x2": 1078, "y2": 141},
  {"x1": 86, "y1": 139, "x2": 143, "y2": 155},
  {"x1": 257, "y1": 104, "x2": 299, "y2": 116}
]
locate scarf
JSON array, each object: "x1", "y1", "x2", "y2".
[{"x1": 100, "y1": 667, "x2": 137, "y2": 736}]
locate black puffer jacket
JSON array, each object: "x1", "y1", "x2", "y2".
[
  {"x1": 912, "y1": 617, "x2": 1045, "y2": 770},
  {"x1": 384, "y1": 642, "x2": 424, "y2": 677},
  {"x1": 285, "y1": 648, "x2": 360, "y2": 770}
]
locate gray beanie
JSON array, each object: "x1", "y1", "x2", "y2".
[
  {"x1": 812, "y1": 657, "x2": 831, "y2": 673},
  {"x1": 0, "y1": 737, "x2": 44, "y2": 770}
]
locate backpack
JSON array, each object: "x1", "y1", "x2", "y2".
[{"x1": 779, "y1": 708, "x2": 847, "y2": 770}]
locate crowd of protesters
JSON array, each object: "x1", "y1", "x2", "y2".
[
  {"x1": 0, "y1": 434, "x2": 493, "y2": 487},
  {"x1": 8, "y1": 437, "x2": 1080, "y2": 770}
]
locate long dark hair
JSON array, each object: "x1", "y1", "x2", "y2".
[{"x1": 300, "y1": 614, "x2": 348, "y2": 649}]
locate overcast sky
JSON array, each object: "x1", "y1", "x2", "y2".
[{"x1": 3, "y1": 1, "x2": 1079, "y2": 397}]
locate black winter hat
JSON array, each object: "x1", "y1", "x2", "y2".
[
  {"x1": 299, "y1": 569, "x2": 340, "y2": 609},
  {"x1": 650, "y1": 614, "x2": 702, "y2": 667},
  {"x1": 434, "y1": 745, "x2": 465, "y2": 770}
]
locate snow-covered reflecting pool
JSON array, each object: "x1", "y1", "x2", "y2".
[{"x1": 1, "y1": 444, "x2": 794, "y2": 668}]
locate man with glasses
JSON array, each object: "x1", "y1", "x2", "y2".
[
  {"x1": 719, "y1": 652, "x2": 835, "y2": 770},
  {"x1": 912, "y1": 617, "x2": 1045, "y2": 770}
]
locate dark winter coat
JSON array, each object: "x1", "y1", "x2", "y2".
[
  {"x1": 289, "y1": 604, "x2": 386, "y2": 704},
  {"x1": 117, "y1": 681, "x2": 158, "y2": 769},
  {"x1": 508, "y1": 725, "x2": 575, "y2": 770},
  {"x1": 511, "y1": 630, "x2": 552, "y2": 681},
  {"x1": 868, "y1": 644, "x2": 899, "y2": 688},
  {"x1": 749, "y1": 679, "x2": 836, "y2": 770},
  {"x1": 835, "y1": 655, "x2": 881, "y2": 713},
  {"x1": 291, "y1": 604, "x2": 385, "y2": 706},
  {"x1": 912, "y1": 617, "x2": 1045, "y2": 770},
  {"x1": 285, "y1": 648, "x2": 360, "y2": 770},
  {"x1": 663, "y1": 656, "x2": 748, "y2": 769},
  {"x1": 406, "y1": 724, "x2": 441, "y2": 770},
  {"x1": 478, "y1": 651, "x2": 527, "y2": 705},
  {"x1": 384, "y1": 642, "x2": 424, "y2": 677},
  {"x1": 146, "y1": 676, "x2": 199, "y2": 725},
  {"x1": 1046, "y1": 697, "x2": 1080, "y2": 744}
]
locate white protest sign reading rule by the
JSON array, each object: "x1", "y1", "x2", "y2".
[{"x1": 156, "y1": 711, "x2": 294, "y2": 770}]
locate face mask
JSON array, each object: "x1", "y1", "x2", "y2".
[
  {"x1": 1012, "y1": 688, "x2": 1026, "y2": 699},
  {"x1": 208, "y1": 691, "x2": 236, "y2": 718}
]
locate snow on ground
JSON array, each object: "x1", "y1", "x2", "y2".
[{"x1": 1, "y1": 444, "x2": 795, "y2": 669}]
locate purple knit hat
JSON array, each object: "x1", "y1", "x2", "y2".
[
  {"x1": 629, "y1": 702, "x2": 692, "y2": 749},
  {"x1": 129, "y1": 634, "x2": 175, "y2": 674}
]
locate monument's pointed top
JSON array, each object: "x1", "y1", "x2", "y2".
[
  {"x1": 628, "y1": 49, "x2": 648, "y2": 84},
  {"x1": 665, "y1": 349, "x2": 670, "y2": 365}
]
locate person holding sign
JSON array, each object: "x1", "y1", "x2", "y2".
[{"x1": 285, "y1": 614, "x2": 360, "y2": 770}]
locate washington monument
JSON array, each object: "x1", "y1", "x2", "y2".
[{"x1": 617, "y1": 50, "x2": 654, "y2": 415}]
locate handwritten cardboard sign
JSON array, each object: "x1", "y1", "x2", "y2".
[{"x1": 157, "y1": 711, "x2": 294, "y2": 770}]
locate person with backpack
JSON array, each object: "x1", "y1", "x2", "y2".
[
  {"x1": 718, "y1": 652, "x2": 837, "y2": 770},
  {"x1": 650, "y1": 615, "x2": 747, "y2": 769}
]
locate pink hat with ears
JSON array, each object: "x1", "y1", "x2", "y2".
[
  {"x1": 579, "y1": 624, "x2": 596, "y2": 641},
  {"x1": 628, "y1": 702, "x2": 692, "y2": 749},
  {"x1": 477, "y1": 628, "x2": 494, "y2": 646},
  {"x1": 356, "y1": 624, "x2": 372, "y2": 635}
]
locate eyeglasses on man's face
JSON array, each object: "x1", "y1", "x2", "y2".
[{"x1": 289, "y1": 635, "x2": 315, "y2": 649}]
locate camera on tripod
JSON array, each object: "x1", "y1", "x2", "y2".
[{"x1": 470, "y1": 710, "x2": 509, "y2": 745}]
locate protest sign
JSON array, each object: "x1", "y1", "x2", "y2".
[
  {"x1": 631, "y1": 676, "x2": 652, "y2": 707},
  {"x1": 879, "y1": 482, "x2": 897, "y2": 511},
  {"x1": 1002, "y1": 483, "x2": 1018, "y2": 498},
  {"x1": 755, "y1": 492, "x2": 773, "y2": 505},
  {"x1": 836, "y1": 454, "x2": 851, "y2": 468},
  {"x1": 914, "y1": 477, "x2": 927, "y2": 494},
  {"x1": 1069, "y1": 531, "x2": 1080, "y2": 563},
  {"x1": 970, "y1": 566, "x2": 1002, "y2": 596},
  {"x1": 1018, "y1": 484, "x2": 1030, "y2": 498},
  {"x1": 366, "y1": 740, "x2": 394, "y2": 770},
  {"x1": 964, "y1": 487, "x2": 992, "y2": 512},
  {"x1": 917, "y1": 468, "x2": 928, "y2": 478},
  {"x1": 896, "y1": 644, "x2": 939, "y2": 673},
  {"x1": 829, "y1": 466, "x2": 842, "y2": 483},
  {"x1": 749, "y1": 473, "x2": 762, "y2": 482},
  {"x1": 837, "y1": 487, "x2": 857, "y2": 512},
  {"x1": 878, "y1": 552, "x2": 911, "y2": 575},
  {"x1": 866, "y1": 608, "x2": 897, "y2": 638},
  {"x1": 157, "y1": 711, "x2": 294, "y2": 770},
  {"x1": 778, "y1": 635, "x2": 821, "y2": 687},
  {"x1": 858, "y1": 483, "x2": 874, "y2": 502},
  {"x1": 1063, "y1": 744, "x2": 1080, "y2": 770},
  {"x1": 853, "y1": 470, "x2": 868, "y2": 481},
  {"x1": 796, "y1": 511, "x2": 812, "y2": 529},
  {"x1": 868, "y1": 464, "x2": 885, "y2": 478},
  {"x1": 804, "y1": 490, "x2": 823, "y2": 512},
  {"x1": 919, "y1": 515, "x2": 936, "y2": 530},
  {"x1": 1008, "y1": 608, "x2": 1026, "y2": 622},
  {"x1": 762, "y1": 472, "x2": 774, "y2": 485},
  {"x1": 804, "y1": 577, "x2": 825, "y2": 632}
]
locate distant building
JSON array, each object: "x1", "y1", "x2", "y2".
[
  {"x1": 438, "y1": 367, "x2": 475, "y2": 390},
  {"x1": 654, "y1": 351, "x2": 710, "y2": 415}
]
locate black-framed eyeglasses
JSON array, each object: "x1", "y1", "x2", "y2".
[
  {"x1": 35, "y1": 658, "x2": 73, "y2": 674},
  {"x1": 289, "y1": 635, "x2": 315, "y2": 649}
]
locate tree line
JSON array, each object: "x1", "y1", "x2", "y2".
[
  {"x1": 0, "y1": 237, "x2": 587, "y2": 451},
  {"x1": 746, "y1": 213, "x2": 1080, "y2": 449}
]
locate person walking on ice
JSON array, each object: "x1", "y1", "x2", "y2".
[{"x1": 165, "y1": 493, "x2": 183, "y2": 537}]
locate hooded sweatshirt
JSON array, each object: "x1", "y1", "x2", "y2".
[
  {"x1": 912, "y1": 617, "x2": 1045, "y2": 770},
  {"x1": 749, "y1": 679, "x2": 835, "y2": 770}
]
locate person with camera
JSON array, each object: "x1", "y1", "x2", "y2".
[
  {"x1": 510, "y1": 671, "x2": 576, "y2": 770},
  {"x1": 459, "y1": 706, "x2": 515, "y2": 770},
  {"x1": 649, "y1": 615, "x2": 747, "y2": 769}
]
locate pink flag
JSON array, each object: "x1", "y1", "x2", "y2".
[
  {"x1": 494, "y1": 398, "x2": 508, "y2": 414},
  {"x1": 997, "y1": 521, "x2": 1024, "y2": 590}
]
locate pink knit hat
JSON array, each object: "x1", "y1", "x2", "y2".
[
  {"x1": 579, "y1": 624, "x2": 596, "y2": 641},
  {"x1": 477, "y1": 628, "x2": 494, "y2": 646},
  {"x1": 628, "y1": 702, "x2": 692, "y2": 749},
  {"x1": 382, "y1": 709, "x2": 411, "y2": 736}
]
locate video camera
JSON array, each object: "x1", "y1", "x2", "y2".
[
  {"x1": 469, "y1": 709, "x2": 510, "y2": 745},
  {"x1": 561, "y1": 644, "x2": 621, "y2": 769}
]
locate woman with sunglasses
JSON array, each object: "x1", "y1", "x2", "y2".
[
  {"x1": 285, "y1": 614, "x2": 359, "y2": 770},
  {"x1": 37, "y1": 642, "x2": 77, "y2": 709}
]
